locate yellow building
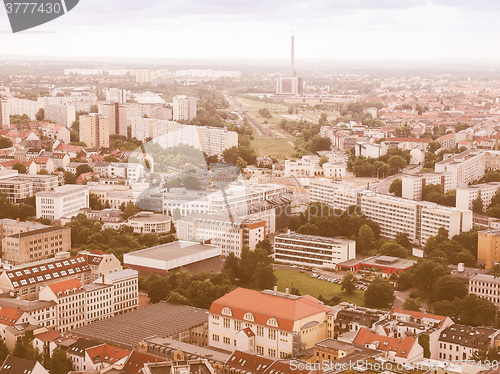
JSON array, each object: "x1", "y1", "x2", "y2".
[
  {"x1": 477, "y1": 229, "x2": 500, "y2": 269},
  {"x1": 79, "y1": 114, "x2": 110, "y2": 148}
]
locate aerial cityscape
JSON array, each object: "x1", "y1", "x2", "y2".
[{"x1": 2, "y1": 1, "x2": 500, "y2": 373}]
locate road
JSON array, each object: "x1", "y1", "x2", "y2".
[{"x1": 375, "y1": 164, "x2": 423, "y2": 194}]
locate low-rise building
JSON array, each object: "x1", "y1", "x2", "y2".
[
  {"x1": 337, "y1": 255, "x2": 416, "y2": 275},
  {"x1": 469, "y1": 273, "x2": 500, "y2": 307},
  {"x1": 124, "y1": 241, "x2": 222, "y2": 275},
  {"x1": 352, "y1": 327, "x2": 424, "y2": 364},
  {"x1": 127, "y1": 212, "x2": 171, "y2": 234},
  {"x1": 274, "y1": 232, "x2": 356, "y2": 269}
]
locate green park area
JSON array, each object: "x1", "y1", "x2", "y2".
[{"x1": 274, "y1": 268, "x2": 365, "y2": 306}]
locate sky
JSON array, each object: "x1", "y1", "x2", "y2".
[{"x1": 1, "y1": 0, "x2": 500, "y2": 63}]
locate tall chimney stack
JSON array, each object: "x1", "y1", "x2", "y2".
[{"x1": 291, "y1": 32, "x2": 296, "y2": 77}]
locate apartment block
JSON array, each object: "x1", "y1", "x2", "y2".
[
  {"x1": 274, "y1": 232, "x2": 356, "y2": 268},
  {"x1": 101, "y1": 102, "x2": 128, "y2": 136},
  {"x1": 93, "y1": 269, "x2": 139, "y2": 316},
  {"x1": 477, "y1": 229, "x2": 500, "y2": 269},
  {"x1": 438, "y1": 324, "x2": 500, "y2": 361},
  {"x1": 208, "y1": 287, "x2": 330, "y2": 358},
  {"x1": 39, "y1": 278, "x2": 86, "y2": 332},
  {"x1": 83, "y1": 283, "x2": 113, "y2": 324},
  {"x1": 176, "y1": 214, "x2": 266, "y2": 257},
  {"x1": 173, "y1": 95, "x2": 197, "y2": 121},
  {"x1": 401, "y1": 172, "x2": 453, "y2": 200},
  {"x1": 36, "y1": 185, "x2": 89, "y2": 220},
  {"x1": 79, "y1": 114, "x2": 110, "y2": 148},
  {"x1": 0, "y1": 251, "x2": 122, "y2": 301},
  {"x1": 42, "y1": 103, "x2": 76, "y2": 128},
  {"x1": 1, "y1": 226, "x2": 71, "y2": 265},
  {"x1": 469, "y1": 273, "x2": 500, "y2": 306},
  {"x1": 434, "y1": 150, "x2": 486, "y2": 189},
  {"x1": 131, "y1": 118, "x2": 238, "y2": 156},
  {"x1": 0, "y1": 99, "x2": 9, "y2": 125},
  {"x1": 456, "y1": 182, "x2": 500, "y2": 211},
  {"x1": 309, "y1": 187, "x2": 472, "y2": 245}
]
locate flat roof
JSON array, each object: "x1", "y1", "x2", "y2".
[
  {"x1": 275, "y1": 232, "x2": 355, "y2": 246},
  {"x1": 125, "y1": 241, "x2": 220, "y2": 261},
  {"x1": 71, "y1": 302, "x2": 208, "y2": 349},
  {"x1": 361, "y1": 255, "x2": 417, "y2": 270},
  {"x1": 36, "y1": 184, "x2": 88, "y2": 197},
  {"x1": 469, "y1": 273, "x2": 500, "y2": 284}
]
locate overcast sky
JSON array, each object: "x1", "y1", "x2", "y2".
[{"x1": 1, "y1": 0, "x2": 500, "y2": 63}]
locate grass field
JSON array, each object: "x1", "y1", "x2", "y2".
[
  {"x1": 251, "y1": 137, "x2": 296, "y2": 159},
  {"x1": 275, "y1": 269, "x2": 365, "y2": 306}
]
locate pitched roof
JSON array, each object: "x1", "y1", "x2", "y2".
[
  {"x1": 209, "y1": 288, "x2": 330, "y2": 332},
  {"x1": 123, "y1": 350, "x2": 164, "y2": 374},
  {"x1": 386, "y1": 137, "x2": 431, "y2": 143},
  {"x1": 68, "y1": 338, "x2": 100, "y2": 357},
  {"x1": 389, "y1": 307, "x2": 449, "y2": 328},
  {"x1": 34, "y1": 330, "x2": 62, "y2": 342},
  {"x1": 226, "y1": 351, "x2": 311, "y2": 374},
  {"x1": 0, "y1": 356, "x2": 38, "y2": 374},
  {"x1": 47, "y1": 278, "x2": 83, "y2": 296},
  {"x1": 85, "y1": 343, "x2": 131, "y2": 365},
  {"x1": 4, "y1": 255, "x2": 90, "y2": 289},
  {"x1": 353, "y1": 328, "x2": 416, "y2": 358},
  {"x1": 0, "y1": 306, "x2": 25, "y2": 326}
]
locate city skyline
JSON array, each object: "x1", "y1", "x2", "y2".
[{"x1": 0, "y1": 0, "x2": 500, "y2": 62}]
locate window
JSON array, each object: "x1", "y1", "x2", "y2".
[
  {"x1": 257, "y1": 346, "x2": 264, "y2": 355},
  {"x1": 243, "y1": 312, "x2": 255, "y2": 322},
  {"x1": 212, "y1": 334, "x2": 219, "y2": 342},
  {"x1": 267, "y1": 318, "x2": 278, "y2": 327},
  {"x1": 268, "y1": 329, "x2": 276, "y2": 340},
  {"x1": 223, "y1": 337, "x2": 231, "y2": 345},
  {"x1": 223, "y1": 318, "x2": 230, "y2": 328},
  {"x1": 222, "y1": 307, "x2": 232, "y2": 316}
]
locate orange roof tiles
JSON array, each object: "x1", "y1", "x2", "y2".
[
  {"x1": 389, "y1": 307, "x2": 449, "y2": 328},
  {"x1": 209, "y1": 288, "x2": 330, "y2": 332},
  {"x1": 86, "y1": 343, "x2": 131, "y2": 365},
  {"x1": 353, "y1": 328, "x2": 416, "y2": 358},
  {"x1": 0, "y1": 306, "x2": 25, "y2": 326},
  {"x1": 47, "y1": 278, "x2": 83, "y2": 295},
  {"x1": 35, "y1": 330, "x2": 62, "y2": 342}
]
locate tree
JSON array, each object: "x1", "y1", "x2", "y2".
[
  {"x1": 341, "y1": 272, "x2": 357, "y2": 294},
  {"x1": 395, "y1": 232, "x2": 412, "y2": 249},
  {"x1": 64, "y1": 172, "x2": 77, "y2": 184},
  {"x1": 121, "y1": 202, "x2": 141, "y2": 220},
  {"x1": 46, "y1": 348, "x2": 73, "y2": 374},
  {"x1": 387, "y1": 155, "x2": 406, "y2": 171},
  {"x1": 380, "y1": 241, "x2": 408, "y2": 258},
  {"x1": 35, "y1": 108, "x2": 44, "y2": 121},
  {"x1": 411, "y1": 260, "x2": 449, "y2": 290},
  {"x1": 402, "y1": 297, "x2": 421, "y2": 312},
  {"x1": 389, "y1": 178, "x2": 402, "y2": 197},
  {"x1": 37, "y1": 168, "x2": 49, "y2": 175},
  {"x1": 431, "y1": 275, "x2": 467, "y2": 302},
  {"x1": 0, "y1": 137, "x2": 13, "y2": 149},
  {"x1": 458, "y1": 294, "x2": 497, "y2": 327},
  {"x1": 236, "y1": 156, "x2": 248, "y2": 171},
  {"x1": 319, "y1": 155, "x2": 329, "y2": 167},
  {"x1": 90, "y1": 104, "x2": 99, "y2": 113},
  {"x1": 12, "y1": 162, "x2": 27, "y2": 174},
  {"x1": 472, "y1": 196, "x2": 484, "y2": 214},
  {"x1": 0, "y1": 339, "x2": 8, "y2": 364},
  {"x1": 364, "y1": 279, "x2": 395, "y2": 309},
  {"x1": 254, "y1": 262, "x2": 277, "y2": 290},
  {"x1": 75, "y1": 164, "x2": 93, "y2": 177},
  {"x1": 258, "y1": 107, "x2": 272, "y2": 119},
  {"x1": 393, "y1": 125, "x2": 414, "y2": 138},
  {"x1": 89, "y1": 192, "x2": 104, "y2": 210},
  {"x1": 222, "y1": 146, "x2": 239, "y2": 164},
  {"x1": 357, "y1": 224, "x2": 374, "y2": 254},
  {"x1": 297, "y1": 223, "x2": 320, "y2": 236}
]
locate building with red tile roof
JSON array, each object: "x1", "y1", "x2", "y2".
[
  {"x1": 209, "y1": 287, "x2": 331, "y2": 357},
  {"x1": 122, "y1": 350, "x2": 165, "y2": 374},
  {"x1": 352, "y1": 328, "x2": 423, "y2": 363},
  {"x1": 84, "y1": 343, "x2": 131, "y2": 370}
]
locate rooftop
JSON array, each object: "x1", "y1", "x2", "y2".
[
  {"x1": 71, "y1": 302, "x2": 208, "y2": 349},
  {"x1": 275, "y1": 232, "x2": 355, "y2": 246},
  {"x1": 124, "y1": 241, "x2": 220, "y2": 262},
  {"x1": 0, "y1": 356, "x2": 37, "y2": 374},
  {"x1": 439, "y1": 324, "x2": 498, "y2": 349},
  {"x1": 36, "y1": 184, "x2": 88, "y2": 197},
  {"x1": 8, "y1": 225, "x2": 69, "y2": 239}
]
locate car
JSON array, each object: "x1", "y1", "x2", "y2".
[{"x1": 291, "y1": 265, "x2": 298, "y2": 268}]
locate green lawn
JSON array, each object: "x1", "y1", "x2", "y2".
[
  {"x1": 251, "y1": 137, "x2": 296, "y2": 160},
  {"x1": 274, "y1": 269, "x2": 365, "y2": 306}
]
